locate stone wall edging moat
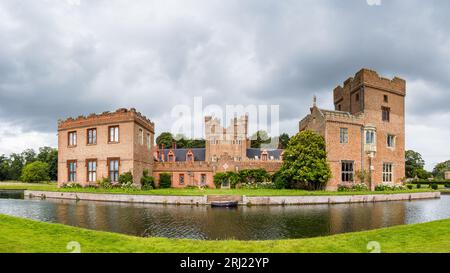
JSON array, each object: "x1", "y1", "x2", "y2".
[{"x1": 24, "y1": 190, "x2": 441, "y2": 206}]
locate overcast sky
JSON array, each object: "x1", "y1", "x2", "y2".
[{"x1": 0, "y1": 0, "x2": 449, "y2": 170}]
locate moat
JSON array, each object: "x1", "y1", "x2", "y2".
[{"x1": 0, "y1": 194, "x2": 449, "y2": 240}]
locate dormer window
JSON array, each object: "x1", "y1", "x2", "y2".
[
  {"x1": 167, "y1": 150, "x2": 175, "y2": 162},
  {"x1": 186, "y1": 150, "x2": 194, "y2": 162},
  {"x1": 261, "y1": 152, "x2": 268, "y2": 161}
]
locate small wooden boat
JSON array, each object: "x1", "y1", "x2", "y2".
[{"x1": 210, "y1": 201, "x2": 239, "y2": 208}]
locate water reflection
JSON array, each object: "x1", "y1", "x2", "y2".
[{"x1": 0, "y1": 196, "x2": 449, "y2": 240}]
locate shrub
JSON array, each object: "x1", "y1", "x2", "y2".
[
  {"x1": 120, "y1": 181, "x2": 139, "y2": 190},
  {"x1": 431, "y1": 183, "x2": 438, "y2": 190},
  {"x1": 406, "y1": 184, "x2": 413, "y2": 190},
  {"x1": 445, "y1": 183, "x2": 450, "y2": 188},
  {"x1": 140, "y1": 170, "x2": 155, "y2": 190},
  {"x1": 213, "y1": 172, "x2": 229, "y2": 188},
  {"x1": 97, "y1": 177, "x2": 112, "y2": 189},
  {"x1": 375, "y1": 183, "x2": 406, "y2": 191},
  {"x1": 227, "y1": 171, "x2": 241, "y2": 188},
  {"x1": 61, "y1": 182, "x2": 82, "y2": 189},
  {"x1": 416, "y1": 183, "x2": 421, "y2": 189},
  {"x1": 241, "y1": 182, "x2": 276, "y2": 189},
  {"x1": 338, "y1": 183, "x2": 369, "y2": 192},
  {"x1": 159, "y1": 173, "x2": 172, "y2": 188},
  {"x1": 238, "y1": 169, "x2": 271, "y2": 184},
  {"x1": 118, "y1": 172, "x2": 133, "y2": 184},
  {"x1": 20, "y1": 161, "x2": 50, "y2": 183}
]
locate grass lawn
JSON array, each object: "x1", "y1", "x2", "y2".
[
  {"x1": 1, "y1": 214, "x2": 449, "y2": 253},
  {"x1": 0, "y1": 182, "x2": 437, "y2": 196}
]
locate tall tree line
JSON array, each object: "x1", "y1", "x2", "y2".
[{"x1": 0, "y1": 147, "x2": 57, "y2": 181}]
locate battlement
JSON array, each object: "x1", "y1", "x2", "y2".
[
  {"x1": 336, "y1": 68, "x2": 406, "y2": 96},
  {"x1": 58, "y1": 108, "x2": 155, "y2": 132}
]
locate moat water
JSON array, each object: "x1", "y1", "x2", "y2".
[{"x1": 0, "y1": 193, "x2": 449, "y2": 240}]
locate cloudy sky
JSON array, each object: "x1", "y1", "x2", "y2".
[{"x1": 0, "y1": 0, "x2": 449, "y2": 170}]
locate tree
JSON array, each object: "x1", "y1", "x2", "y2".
[
  {"x1": 0, "y1": 155, "x2": 10, "y2": 181},
  {"x1": 37, "y1": 147, "x2": 58, "y2": 181},
  {"x1": 20, "y1": 161, "x2": 50, "y2": 183},
  {"x1": 21, "y1": 149, "x2": 37, "y2": 165},
  {"x1": 8, "y1": 153, "x2": 24, "y2": 181},
  {"x1": 432, "y1": 160, "x2": 450, "y2": 179},
  {"x1": 405, "y1": 150, "x2": 425, "y2": 178},
  {"x1": 185, "y1": 139, "x2": 206, "y2": 148},
  {"x1": 156, "y1": 132, "x2": 174, "y2": 148},
  {"x1": 174, "y1": 134, "x2": 188, "y2": 148},
  {"x1": 250, "y1": 130, "x2": 271, "y2": 148},
  {"x1": 279, "y1": 130, "x2": 331, "y2": 190},
  {"x1": 278, "y1": 133, "x2": 290, "y2": 149}
]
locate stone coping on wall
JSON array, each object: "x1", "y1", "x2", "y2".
[{"x1": 24, "y1": 190, "x2": 440, "y2": 206}]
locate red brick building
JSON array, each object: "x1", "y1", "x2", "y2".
[
  {"x1": 58, "y1": 111, "x2": 282, "y2": 188},
  {"x1": 58, "y1": 68, "x2": 406, "y2": 191},
  {"x1": 299, "y1": 69, "x2": 406, "y2": 190},
  {"x1": 57, "y1": 108, "x2": 154, "y2": 186},
  {"x1": 152, "y1": 115, "x2": 283, "y2": 188}
]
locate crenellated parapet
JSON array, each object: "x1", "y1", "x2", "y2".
[
  {"x1": 334, "y1": 68, "x2": 406, "y2": 97},
  {"x1": 58, "y1": 108, "x2": 155, "y2": 132}
]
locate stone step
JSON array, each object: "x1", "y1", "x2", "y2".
[{"x1": 207, "y1": 195, "x2": 243, "y2": 202}]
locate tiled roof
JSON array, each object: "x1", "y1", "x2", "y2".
[
  {"x1": 158, "y1": 148, "x2": 206, "y2": 162},
  {"x1": 246, "y1": 148, "x2": 283, "y2": 160}
]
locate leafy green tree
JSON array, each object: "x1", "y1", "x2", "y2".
[
  {"x1": 8, "y1": 153, "x2": 24, "y2": 181},
  {"x1": 416, "y1": 168, "x2": 431, "y2": 180},
  {"x1": 432, "y1": 160, "x2": 450, "y2": 179},
  {"x1": 279, "y1": 130, "x2": 331, "y2": 190},
  {"x1": 20, "y1": 161, "x2": 50, "y2": 183},
  {"x1": 37, "y1": 147, "x2": 58, "y2": 181},
  {"x1": 156, "y1": 132, "x2": 174, "y2": 148},
  {"x1": 0, "y1": 155, "x2": 10, "y2": 181},
  {"x1": 405, "y1": 150, "x2": 426, "y2": 178},
  {"x1": 185, "y1": 139, "x2": 206, "y2": 148},
  {"x1": 250, "y1": 130, "x2": 271, "y2": 148},
  {"x1": 278, "y1": 133, "x2": 290, "y2": 149},
  {"x1": 174, "y1": 134, "x2": 188, "y2": 148},
  {"x1": 21, "y1": 149, "x2": 37, "y2": 165},
  {"x1": 272, "y1": 171, "x2": 290, "y2": 189}
]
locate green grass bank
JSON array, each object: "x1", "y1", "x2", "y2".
[{"x1": 1, "y1": 214, "x2": 449, "y2": 253}]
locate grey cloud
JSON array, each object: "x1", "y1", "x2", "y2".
[{"x1": 0, "y1": 0, "x2": 449, "y2": 141}]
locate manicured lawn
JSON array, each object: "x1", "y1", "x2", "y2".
[
  {"x1": 1, "y1": 214, "x2": 449, "y2": 253},
  {"x1": 0, "y1": 182, "x2": 436, "y2": 196}
]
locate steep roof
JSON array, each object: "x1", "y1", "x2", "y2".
[
  {"x1": 246, "y1": 148, "x2": 283, "y2": 160},
  {"x1": 157, "y1": 148, "x2": 206, "y2": 162}
]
